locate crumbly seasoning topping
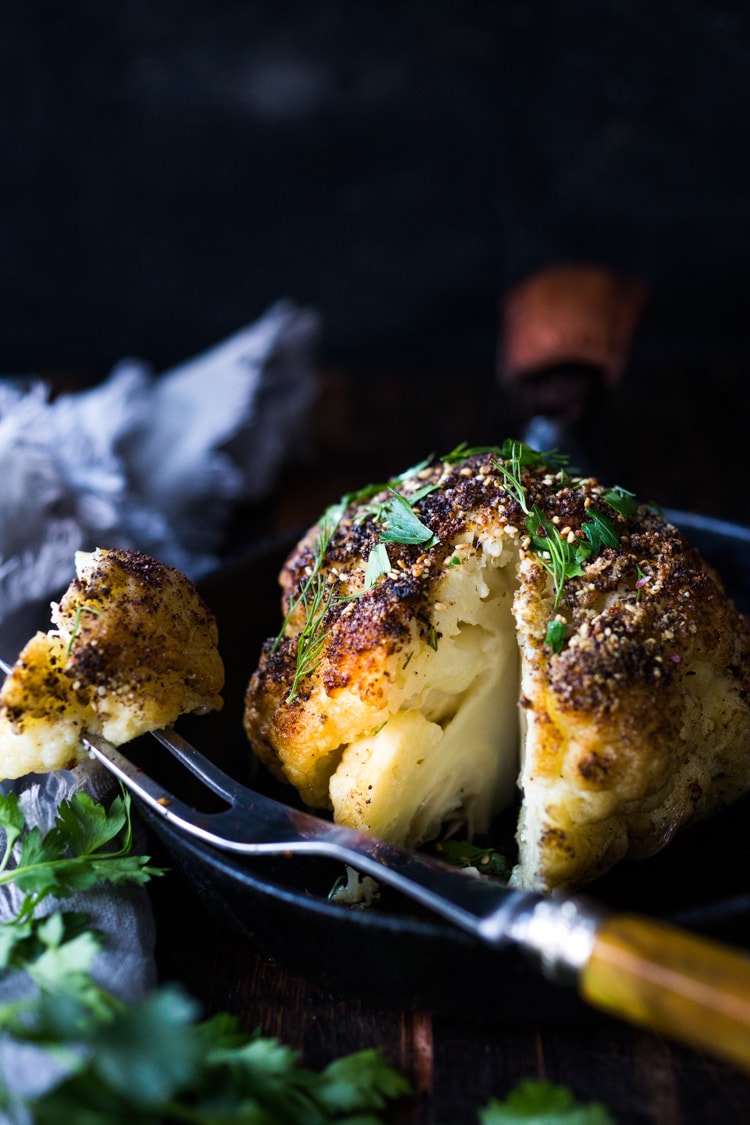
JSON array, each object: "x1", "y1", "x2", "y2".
[
  {"x1": 265, "y1": 449, "x2": 654, "y2": 702},
  {"x1": 300, "y1": 451, "x2": 627, "y2": 577},
  {"x1": 61, "y1": 549, "x2": 218, "y2": 694},
  {"x1": 549, "y1": 515, "x2": 749, "y2": 717},
  {"x1": 63, "y1": 557, "x2": 160, "y2": 692},
  {"x1": 1, "y1": 650, "x2": 88, "y2": 731},
  {"x1": 263, "y1": 444, "x2": 750, "y2": 720}
]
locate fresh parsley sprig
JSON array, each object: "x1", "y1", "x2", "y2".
[
  {"x1": 0, "y1": 785, "x2": 166, "y2": 1044},
  {"x1": 6, "y1": 991, "x2": 410, "y2": 1124},
  {"x1": 0, "y1": 788, "x2": 411, "y2": 1123},
  {"x1": 0, "y1": 787, "x2": 616, "y2": 1124},
  {"x1": 0, "y1": 908, "x2": 118, "y2": 1021},
  {"x1": 479, "y1": 1079, "x2": 615, "y2": 1124},
  {"x1": 0, "y1": 789, "x2": 161, "y2": 921}
]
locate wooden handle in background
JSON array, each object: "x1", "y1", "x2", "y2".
[
  {"x1": 580, "y1": 914, "x2": 750, "y2": 1071},
  {"x1": 500, "y1": 263, "x2": 648, "y2": 392}
]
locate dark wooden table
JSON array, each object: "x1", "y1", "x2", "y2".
[{"x1": 149, "y1": 353, "x2": 750, "y2": 1124}]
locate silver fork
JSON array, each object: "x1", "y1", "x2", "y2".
[
  {"x1": 4, "y1": 656, "x2": 750, "y2": 1071},
  {"x1": 0, "y1": 658, "x2": 548, "y2": 946}
]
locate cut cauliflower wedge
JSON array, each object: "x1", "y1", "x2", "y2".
[
  {"x1": 0, "y1": 547, "x2": 224, "y2": 779},
  {"x1": 244, "y1": 445, "x2": 750, "y2": 892},
  {"x1": 328, "y1": 536, "x2": 521, "y2": 845}
]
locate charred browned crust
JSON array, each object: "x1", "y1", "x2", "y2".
[
  {"x1": 59, "y1": 548, "x2": 224, "y2": 704},
  {"x1": 244, "y1": 448, "x2": 750, "y2": 889},
  {"x1": 0, "y1": 547, "x2": 225, "y2": 780}
]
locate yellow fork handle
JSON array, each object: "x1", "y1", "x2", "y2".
[{"x1": 580, "y1": 914, "x2": 750, "y2": 1070}]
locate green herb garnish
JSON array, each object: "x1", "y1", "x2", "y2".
[
  {"x1": 602, "y1": 484, "x2": 638, "y2": 520},
  {"x1": 581, "y1": 508, "x2": 620, "y2": 553},
  {"x1": 479, "y1": 1078, "x2": 615, "y2": 1124},
  {"x1": 544, "y1": 619, "x2": 567, "y2": 653},
  {"x1": 272, "y1": 509, "x2": 344, "y2": 702},
  {"x1": 0, "y1": 789, "x2": 410, "y2": 1122},
  {"x1": 525, "y1": 505, "x2": 588, "y2": 609},
  {"x1": 279, "y1": 440, "x2": 637, "y2": 687},
  {"x1": 379, "y1": 488, "x2": 437, "y2": 546},
  {"x1": 0, "y1": 787, "x2": 163, "y2": 1021},
  {"x1": 0, "y1": 789, "x2": 161, "y2": 918},
  {"x1": 437, "y1": 839, "x2": 511, "y2": 880},
  {"x1": 66, "y1": 604, "x2": 105, "y2": 655},
  {"x1": 364, "y1": 541, "x2": 392, "y2": 589},
  {"x1": 493, "y1": 441, "x2": 635, "y2": 653},
  {"x1": 285, "y1": 572, "x2": 335, "y2": 703},
  {"x1": 277, "y1": 461, "x2": 444, "y2": 696}
]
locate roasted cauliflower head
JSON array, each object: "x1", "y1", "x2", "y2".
[
  {"x1": 244, "y1": 443, "x2": 750, "y2": 892},
  {"x1": 0, "y1": 547, "x2": 224, "y2": 779}
]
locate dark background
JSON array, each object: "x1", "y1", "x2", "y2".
[{"x1": 2, "y1": 2, "x2": 750, "y2": 517}]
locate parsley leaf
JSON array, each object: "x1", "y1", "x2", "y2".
[
  {"x1": 22, "y1": 914, "x2": 112, "y2": 1016},
  {"x1": 90, "y1": 987, "x2": 202, "y2": 1107},
  {"x1": 0, "y1": 790, "x2": 163, "y2": 913},
  {"x1": 52, "y1": 790, "x2": 131, "y2": 855},
  {"x1": 0, "y1": 791, "x2": 25, "y2": 871},
  {"x1": 545, "y1": 619, "x2": 567, "y2": 654},
  {"x1": 24, "y1": 996, "x2": 409, "y2": 1123},
  {"x1": 364, "y1": 541, "x2": 392, "y2": 590},
  {"x1": 379, "y1": 489, "x2": 436, "y2": 546},
  {"x1": 479, "y1": 1079, "x2": 615, "y2": 1124},
  {"x1": 314, "y1": 1047, "x2": 411, "y2": 1116},
  {"x1": 0, "y1": 789, "x2": 411, "y2": 1125},
  {"x1": 581, "y1": 509, "x2": 619, "y2": 555},
  {"x1": 602, "y1": 485, "x2": 638, "y2": 520}
]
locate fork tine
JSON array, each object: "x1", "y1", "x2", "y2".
[
  {"x1": 82, "y1": 730, "x2": 213, "y2": 830},
  {"x1": 149, "y1": 725, "x2": 244, "y2": 803}
]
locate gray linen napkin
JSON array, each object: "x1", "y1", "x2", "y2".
[
  {"x1": 0, "y1": 299, "x2": 319, "y2": 1116},
  {"x1": 0, "y1": 298, "x2": 318, "y2": 652}
]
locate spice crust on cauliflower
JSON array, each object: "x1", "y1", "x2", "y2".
[
  {"x1": 0, "y1": 547, "x2": 224, "y2": 779},
  {"x1": 244, "y1": 444, "x2": 750, "y2": 892}
]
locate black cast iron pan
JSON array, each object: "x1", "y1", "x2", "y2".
[{"x1": 135, "y1": 510, "x2": 750, "y2": 1022}]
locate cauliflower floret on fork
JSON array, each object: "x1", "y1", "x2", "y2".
[{"x1": 0, "y1": 547, "x2": 224, "y2": 779}]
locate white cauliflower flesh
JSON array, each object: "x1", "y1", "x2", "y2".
[
  {"x1": 0, "y1": 547, "x2": 224, "y2": 779},
  {"x1": 244, "y1": 446, "x2": 750, "y2": 892},
  {"x1": 328, "y1": 538, "x2": 520, "y2": 846}
]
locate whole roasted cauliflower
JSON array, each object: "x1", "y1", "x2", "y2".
[
  {"x1": 244, "y1": 442, "x2": 750, "y2": 892},
  {"x1": 0, "y1": 547, "x2": 224, "y2": 779}
]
